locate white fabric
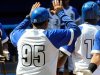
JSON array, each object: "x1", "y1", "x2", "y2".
[
  {"x1": 17, "y1": 29, "x2": 59, "y2": 75},
  {"x1": 72, "y1": 24, "x2": 100, "y2": 74}
]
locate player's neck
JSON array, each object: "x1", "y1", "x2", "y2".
[
  {"x1": 85, "y1": 20, "x2": 97, "y2": 25},
  {"x1": 33, "y1": 25, "x2": 47, "y2": 29}
]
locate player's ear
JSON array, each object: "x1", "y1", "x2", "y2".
[{"x1": 44, "y1": 20, "x2": 49, "y2": 28}]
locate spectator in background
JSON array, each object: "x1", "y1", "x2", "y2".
[{"x1": 0, "y1": 23, "x2": 9, "y2": 61}]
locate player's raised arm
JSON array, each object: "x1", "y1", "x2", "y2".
[
  {"x1": 52, "y1": 0, "x2": 81, "y2": 40},
  {"x1": 10, "y1": 2, "x2": 40, "y2": 47},
  {"x1": 11, "y1": 2, "x2": 40, "y2": 31}
]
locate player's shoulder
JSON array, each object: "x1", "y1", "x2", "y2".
[
  {"x1": 78, "y1": 23, "x2": 87, "y2": 30},
  {"x1": 95, "y1": 30, "x2": 100, "y2": 38}
]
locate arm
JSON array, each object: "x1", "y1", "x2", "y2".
[
  {"x1": 52, "y1": 0, "x2": 81, "y2": 42},
  {"x1": 10, "y1": 18, "x2": 30, "y2": 47},
  {"x1": 10, "y1": 2, "x2": 40, "y2": 47},
  {"x1": 57, "y1": 51, "x2": 68, "y2": 68},
  {"x1": 44, "y1": 0, "x2": 81, "y2": 56},
  {"x1": 88, "y1": 30, "x2": 100, "y2": 73},
  {"x1": 52, "y1": 0, "x2": 81, "y2": 40}
]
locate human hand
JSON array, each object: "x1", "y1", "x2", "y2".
[
  {"x1": 30, "y1": 2, "x2": 41, "y2": 16},
  {"x1": 51, "y1": 0, "x2": 63, "y2": 14}
]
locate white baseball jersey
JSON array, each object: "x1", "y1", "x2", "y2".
[
  {"x1": 72, "y1": 23, "x2": 100, "y2": 72},
  {"x1": 16, "y1": 29, "x2": 64, "y2": 75},
  {"x1": 10, "y1": 14, "x2": 81, "y2": 75}
]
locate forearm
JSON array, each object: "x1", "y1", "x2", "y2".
[
  {"x1": 88, "y1": 53, "x2": 100, "y2": 73},
  {"x1": 57, "y1": 51, "x2": 67, "y2": 68},
  {"x1": 57, "y1": 10, "x2": 81, "y2": 38},
  {"x1": 91, "y1": 53, "x2": 100, "y2": 66}
]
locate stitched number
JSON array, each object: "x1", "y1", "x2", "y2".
[
  {"x1": 84, "y1": 39, "x2": 93, "y2": 59},
  {"x1": 33, "y1": 45, "x2": 45, "y2": 67},
  {"x1": 22, "y1": 44, "x2": 45, "y2": 67},
  {"x1": 22, "y1": 44, "x2": 32, "y2": 66}
]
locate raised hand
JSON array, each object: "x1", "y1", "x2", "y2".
[
  {"x1": 30, "y1": 2, "x2": 41, "y2": 15},
  {"x1": 51, "y1": 0, "x2": 63, "y2": 14}
]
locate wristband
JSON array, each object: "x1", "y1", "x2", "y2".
[{"x1": 88, "y1": 63, "x2": 97, "y2": 73}]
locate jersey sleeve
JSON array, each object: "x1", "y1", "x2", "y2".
[
  {"x1": 59, "y1": 34, "x2": 77, "y2": 56},
  {"x1": 10, "y1": 18, "x2": 30, "y2": 47},
  {"x1": 54, "y1": 10, "x2": 81, "y2": 55},
  {"x1": 57, "y1": 9, "x2": 81, "y2": 38},
  {"x1": 44, "y1": 28, "x2": 79, "y2": 55},
  {"x1": 0, "y1": 24, "x2": 9, "y2": 44},
  {"x1": 91, "y1": 30, "x2": 100, "y2": 54}
]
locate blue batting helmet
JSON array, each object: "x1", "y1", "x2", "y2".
[
  {"x1": 96, "y1": 0, "x2": 100, "y2": 16},
  {"x1": 30, "y1": 7, "x2": 49, "y2": 23},
  {"x1": 82, "y1": 1, "x2": 99, "y2": 20},
  {"x1": 96, "y1": 0, "x2": 100, "y2": 6}
]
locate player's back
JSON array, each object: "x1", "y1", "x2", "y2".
[
  {"x1": 72, "y1": 23, "x2": 100, "y2": 70},
  {"x1": 17, "y1": 29, "x2": 59, "y2": 75}
]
